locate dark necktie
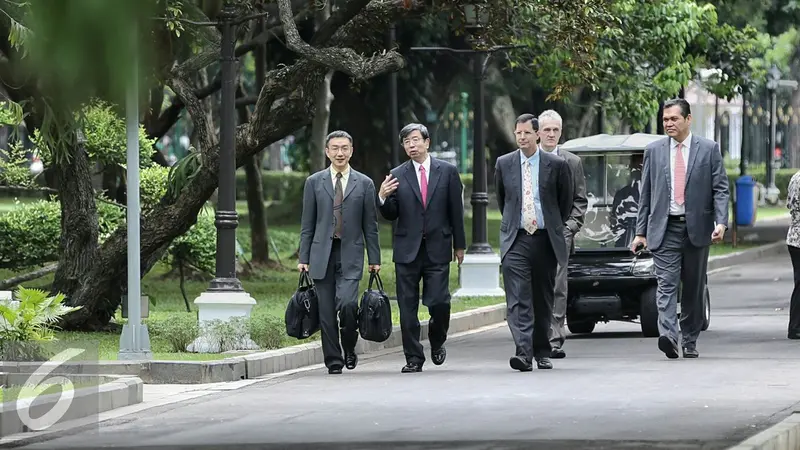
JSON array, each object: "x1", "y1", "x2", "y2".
[{"x1": 334, "y1": 172, "x2": 343, "y2": 238}]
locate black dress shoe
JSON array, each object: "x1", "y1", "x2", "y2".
[
  {"x1": 789, "y1": 331, "x2": 800, "y2": 339},
  {"x1": 682, "y1": 346, "x2": 699, "y2": 358},
  {"x1": 535, "y1": 357, "x2": 553, "y2": 369},
  {"x1": 345, "y1": 352, "x2": 358, "y2": 370},
  {"x1": 550, "y1": 348, "x2": 566, "y2": 359},
  {"x1": 328, "y1": 365, "x2": 343, "y2": 374},
  {"x1": 658, "y1": 335, "x2": 679, "y2": 359},
  {"x1": 431, "y1": 346, "x2": 446, "y2": 365},
  {"x1": 401, "y1": 362, "x2": 423, "y2": 373},
  {"x1": 509, "y1": 356, "x2": 533, "y2": 372}
]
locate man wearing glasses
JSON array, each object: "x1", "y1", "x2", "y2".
[{"x1": 377, "y1": 123, "x2": 467, "y2": 373}]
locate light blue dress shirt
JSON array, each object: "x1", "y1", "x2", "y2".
[{"x1": 519, "y1": 150, "x2": 545, "y2": 230}]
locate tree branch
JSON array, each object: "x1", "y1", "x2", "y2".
[
  {"x1": 310, "y1": 0, "x2": 371, "y2": 46},
  {"x1": 166, "y1": 74, "x2": 215, "y2": 152},
  {"x1": 0, "y1": 264, "x2": 58, "y2": 290},
  {"x1": 276, "y1": 0, "x2": 405, "y2": 80}
]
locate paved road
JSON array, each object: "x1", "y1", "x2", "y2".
[{"x1": 14, "y1": 255, "x2": 800, "y2": 450}]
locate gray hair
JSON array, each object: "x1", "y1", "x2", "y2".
[
  {"x1": 538, "y1": 110, "x2": 563, "y2": 126},
  {"x1": 399, "y1": 123, "x2": 430, "y2": 143}
]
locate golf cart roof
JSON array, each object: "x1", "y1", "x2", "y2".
[{"x1": 560, "y1": 133, "x2": 665, "y2": 153}]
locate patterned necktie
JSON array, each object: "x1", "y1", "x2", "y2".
[
  {"x1": 419, "y1": 165, "x2": 428, "y2": 209},
  {"x1": 674, "y1": 143, "x2": 686, "y2": 205},
  {"x1": 522, "y1": 160, "x2": 538, "y2": 234},
  {"x1": 334, "y1": 172, "x2": 343, "y2": 238}
]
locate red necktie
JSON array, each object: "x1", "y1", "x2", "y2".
[
  {"x1": 419, "y1": 165, "x2": 428, "y2": 208},
  {"x1": 674, "y1": 143, "x2": 685, "y2": 205}
]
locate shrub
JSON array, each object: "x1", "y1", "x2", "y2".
[
  {"x1": 0, "y1": 286, "x2": 80, "y2": 360},
  {"x1": 139, "y1": 166, "x2": 170, "y2": 209},
  {"x1": 145, "y1": 314, "x2": 200, "y2": 353},
  {"x1": 248, "y1": 312, "x2": 284, "y2": 350},
  {"x1": 166, "y1": 209, "x2": 217, "y2": 275}
]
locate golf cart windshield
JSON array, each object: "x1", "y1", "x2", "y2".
[{"x1": 574, "y1": 150, "x2": 644, "y2": 251}]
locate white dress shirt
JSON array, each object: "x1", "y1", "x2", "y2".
[
  {"x1": 669, "y1": 133, "x2": 692, "y2": 215},
  {"x1": 379, "y1": 156, "x2": 430, "y2": 204}
]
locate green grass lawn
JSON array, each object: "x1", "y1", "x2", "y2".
[
  {"x1": 0, "y1": 380, "x2": 100, "y2": 404},
  {"x1": 0, "y1": 197, "x2": 776, "y2": 361}
]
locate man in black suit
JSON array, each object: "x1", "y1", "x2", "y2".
[
  {"x1": 378, "y1": 123, "x2": 466, "y2": 373},
  {"x1": 494, "y1": 114, "x2": 573, "y2": 372}
]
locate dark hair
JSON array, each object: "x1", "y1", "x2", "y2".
[
  {"x1": 663, "y1": 98, "x2": 691, "y2": 118},
  {"x1": 515, "y1": 113, "x2": 539, "y2": 131},
  {"x1": 399, "y1": 123, "x2": 430, "y2": 143},
  {"x1": 325, "y1": 130, "x2": 353, "y2": 147}
]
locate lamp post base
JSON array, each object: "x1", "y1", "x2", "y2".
[
  {"x1": 118, "y1": 324, "x2": 152, "y2": 360},
  {"x1": 453, "y1": 252, "x2": 505, "y2": 298},
  {"x1": 186, "y1": 290, "x2": 259, "y2": 353}
]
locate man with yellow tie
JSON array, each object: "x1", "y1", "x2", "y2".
[
  {"x1": 494, "y1": 114, "x2": 573, "y2": 372},
  {"x1": 631, "y1": 98, "x2": 729, "y2": 360}
]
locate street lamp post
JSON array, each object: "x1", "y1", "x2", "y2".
[
  {"x1": 765, "y1": 65, "x2": 798, "y2": 205},
  {"x1": 119, "y1": 23, "x2": 152, "y2": 361},
  {"x1": 187, "y1": 2, "x2": 259, "y2": 353},
  {"x1": 409, "y1": 3, "x2": 516, "y2": 297}
]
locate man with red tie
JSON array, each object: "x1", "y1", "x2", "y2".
[
  {"x1": 378, "y1": 123, "x2": 467, "y2": 373},
  {"x1": 631, "y1": 98, "x2": 729, "y2": 359}
]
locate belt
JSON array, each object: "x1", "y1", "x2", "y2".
[
  {"x1": 668, "y1": 215, "x2": 686, "y2": 222},
  {"x1": 518, "y1": 228, "x2": 546, "y2": 236}
]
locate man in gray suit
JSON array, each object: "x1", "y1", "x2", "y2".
[
  {"x1": 538, "y1": 109, "x2": 588, "y2": 359},
  {"x1": 631, "y1": 98, "x2": 729, "y2": 359},
  {"x1": 495, "y1": 114, "x2": 573, "y2": 372},
  {"x1": 298, "y1": 130, "x2": 381, "y2": 374}
]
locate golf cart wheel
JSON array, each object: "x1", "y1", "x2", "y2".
[
  {"x1": 567, "y1": 318, "x2": 596, "y2": 334},
  {"x1": 640, "y1": 286, "x2": 659, "y2": 338},
  {"x1": 701, "y1": 285, "x2": 711, "y2": 331}
]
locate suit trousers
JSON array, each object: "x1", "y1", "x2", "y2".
[
  {"x1": 314, "y1": 239, "x2": 360, "y2": 369},
  {"x1": 395, "y1": 239, "x2": 451, "y2": 365},
  {"x1": 788, "y1": 245, "x2": 800, "y2": 336},
  {"x1": 652, "y1": 217, "x2": 709, "y2": 346},
  {"x1": 503, "y1": 230, "x2": 557, "y2": 361},
  {"x1": 549, "y1": 232, "x2": 573, "y2": 349}
]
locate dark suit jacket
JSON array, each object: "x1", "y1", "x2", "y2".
[
  {"x1": 378, "y1": 157, "x2": 466, "y2": 265},
  {"x1": 635, "y1": 135, "x2": 729, "y2": 250},
  {"x1": 495, "y1": 149, "x2": 573, "y2": 266},
  {"x1": 298, "y1": 167, "x2": 381, "y2": 280}
]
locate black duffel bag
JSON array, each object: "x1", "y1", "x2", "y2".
[
  {"x1": 358, "y1": 271, "x2": 392, "y2": 343},
  {"x1": 285, "y1": 271, "x2": 320, "y2": 339}
]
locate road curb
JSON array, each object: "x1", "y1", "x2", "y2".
[
  {"x1": 707, "y1": 241, "x2": 787, "y2": 272},
  {"x1": 727, "y1": 412, "x2": 800, "y2": 450},
  {"x1": 0, "y1": 373, "x2": 143, "y2": 438}
]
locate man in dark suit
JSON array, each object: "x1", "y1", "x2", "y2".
[
  {"x1": 298, "y1": 130, "x2": 381, "y2": 375},
  {"x1": 495, "y1": 113, "x2": 573, "y2": 372},
  {"x1": 631, "y1": 98, "x2": 729, "y2": 359},
  {"x1": 538, "y1": 109, "x2": 587, "y2": 359},
  {"x1": 377, "y1": 123, "x2": 466, "y2": 373}
]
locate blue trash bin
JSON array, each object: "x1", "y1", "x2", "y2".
[{"x1": 735, "y1": 175, "x2": 756, "y2": 226}]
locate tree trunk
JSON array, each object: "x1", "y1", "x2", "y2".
[
  {"x1": 236, "y1": 82, "x2": 272, "y2": 266},
  {"x1": 308, "y1": 2, "x2": 333, "y2": 173},
  {"x1": 50, "y1": 138, "x2": 100, "y2": 303}
]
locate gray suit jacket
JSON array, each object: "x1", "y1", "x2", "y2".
[
  {"x1": 495, "y1": 149, "x2": 573, "y2": 266},
  {"x1": 298, "y1": 167, "x2": 381, "y2": 280},
  {"x1": 635, "y1": 135, "x2": 729, "y2": 251},
  {"x1": 556, "y1": 148, "x2": 588, "y2": 250}
]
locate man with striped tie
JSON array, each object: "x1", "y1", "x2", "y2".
[
  {"x1": 298, "y1": 130, "x2": 381, "y2": 374},
  {"x1": 631, "y1": 98, "x2": 729, "y2": 359}
]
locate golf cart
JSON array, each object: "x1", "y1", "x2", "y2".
[{"x1": 560, "y1": 133, "x2": 711, "y2": 338}]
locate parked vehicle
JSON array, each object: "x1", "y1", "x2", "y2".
[{"x1": 561, "y1": 133, "x2": 711, "y2": 337}]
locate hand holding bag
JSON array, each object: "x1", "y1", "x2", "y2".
[
  {"x1": 357, "y1": 271, "x2": 393, "y2": 342},
  {"x1": 285, "y1": 271, "x2": 320, "y2": 339}
]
